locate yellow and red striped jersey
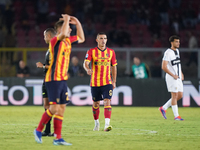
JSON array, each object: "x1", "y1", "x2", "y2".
[
  {"x1": 45, "y1": 35, "x2": 79, "y2": 82},
  {"x1": 85, "y1": 47, "x2": 117, "y2": 87}
]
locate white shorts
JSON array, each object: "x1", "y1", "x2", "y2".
[{"x1": 165, "y1": 75, "x2": 183, "y2": 93}]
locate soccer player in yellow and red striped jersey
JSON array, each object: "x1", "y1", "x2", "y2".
[
  {"x1": 34, "y1": 14, "x2": 85, "y2": 145},
  {"x1": 44, "y1": 33, "x2": 79, "y2": 82},
  {"x1": 83, "y1": 32, "x2": 117, "y2": 132}
]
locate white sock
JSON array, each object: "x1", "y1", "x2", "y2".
[
  {"x1": 163, "y1": 99, "x2": 172, "y2": 110},
  {"x1": 95, "y1": 119, "x2": 99, "y2": 126},
  {"x1": 105, "y1": 118, "x2": 110, "y2": 127},
  {"x1": 172, "y1": 105, "x2": 179, "y2": 117}
]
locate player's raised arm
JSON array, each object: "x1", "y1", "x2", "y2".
[
  {"x1": 162, "y1": 60, "x2": 178, "y2": 80},
  {"x1": 69, "y1": 16, "x2": 85, "y2": 43},
  {"x1": 57, "y1": 14, "x2": 70, "y2": 41}
]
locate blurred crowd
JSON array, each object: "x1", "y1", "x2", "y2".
[
  {"x1": 0, "y1": 0, "x2": 199, "y2": 78},
  {"x1": 0, "y1": 0, "x2": 200, "y2": 47}
]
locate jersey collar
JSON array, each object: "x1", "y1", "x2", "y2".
[
  {"x1": 169, "y1": 48, "x2": 177, "y2": 51},
  {"x1": 169, "y1": 48, "x2": 178, "y2": 55},
  {"x1": 97, "y1": 46, "x2": 107, "y2": 52}
]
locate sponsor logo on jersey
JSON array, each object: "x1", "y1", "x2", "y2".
[
  {"x1": 94, "y1": 61, "x2": 110, "y2": 66},
  {"x1": 171, "y1": 58, "x2": 181, "y2": 66}
]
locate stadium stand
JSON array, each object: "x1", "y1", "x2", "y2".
[
  {"x1": 2, "y1": 0, "x2": 197, "y2": 48},
  {"x1": 0, "y1": 0, "x2": 199, "y2": 78}
]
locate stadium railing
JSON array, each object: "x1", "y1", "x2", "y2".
[{"x1": 0, "y1": 48, "x2": 199, "y2": 78}]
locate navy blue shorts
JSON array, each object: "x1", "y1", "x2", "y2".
[
  {"x1": 91, "y1": 84, "x2": 113, "y2": 102},
  {"x1": 45, "y1": 80, "x2": 70, "y2": 104}
]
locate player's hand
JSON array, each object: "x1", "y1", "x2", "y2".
[
  {"x1": 36, "y1": 62, "x2": 43, "y2": 68},
  {"x1": 61, "y1": 14, "x2": 70, "y2": 21},
  {"x1": 69, "y1": 16, "x2": 78, "y2": 25},
  {"x1": 86, "y1": 69, "x2": 93, "y2": 75},
  {"x1": 112, "y1": 82, "x2": 116, "y2": 89},
  {"x1": 173, "y1": 75, "x2": 179, "y2": 80}
]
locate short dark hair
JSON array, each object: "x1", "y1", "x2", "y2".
[
  {"x1": 96, "y1": 32, "x2": 106, "y2": 39},
  {"x1": 54, "y1": 20, "x2": 64, "y2": 31},
  {"x1": 169, "y1": 35, "x2": 180, "y2": 42},
  {"x1": 45, "y1": 28, "x2": 56, "y2": 36}
]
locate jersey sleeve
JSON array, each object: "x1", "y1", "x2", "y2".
[
  {"x1": 49, "y1": 37, "x2": 59, "y2": 52},
  {"x1": 111, "y1": 50, "x2": 117, "y2": 66},
  {"x1": 69, "y1": 35, "x2": 79, "y2": 44},
  {"x1": 162, "y1": 51, "x2": 170, "y2": 61},
  {"x1": 85, "y1": 49, "x2": 92, "y2": 62}
]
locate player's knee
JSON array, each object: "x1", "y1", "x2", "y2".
[
  {"x1": 172, "y1": 93, "x2": 178, "y2": 99},
  {"x1": 49, "y1": 105, "x2": 58, "y2": 114},
  {"x1": 60, "y1": 104, "x2": 66, "y2": 112},
  {"x1": 93, "y1": 104, "x2": 99, "y2": 107},
  {"x1": 93, "y1": 102, "x2": 100, "y2": 107},
  {"x1": 178, "y1": 93, "x2": 183, "y2": 100},
  {"x1": 104, "y1": 99, "x2": 110, "y2": 106},
  {"x1": 180, "y1": 94, "x2": 183, "y2": 99}
]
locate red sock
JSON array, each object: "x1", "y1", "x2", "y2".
[
  {"x1": 36, "y1": 109, "x2": 53, "y2": 132},
  {"x1": 104, "y1": 105, "x2": 112, "y2": 119},
  {"x1": 54, "y1": 115, "x2": 63, "y2": 139},
  {"x1": 92, "y1": 106, "x2": 100, "y2": 120}
]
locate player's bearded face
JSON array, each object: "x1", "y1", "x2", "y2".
[
  {"x1": 97, "y1": 35, "x2": 107, "y2": 47},
  {"x1": 173, "y1": 39, "x2": 180, "y2": 48}
]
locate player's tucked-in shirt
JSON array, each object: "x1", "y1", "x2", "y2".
[
  {"x1": 45, "y1": 35, "x2": 79, "y2": 82},
  {"x1": 162, "y1": 48, "x2": 182, "y2": 80},
  {"x1": 85, "y1": 47, "x2": 117, "y2": 87}
]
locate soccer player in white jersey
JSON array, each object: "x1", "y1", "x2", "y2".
[{"x1": 159, "y1": 35, "x2": 184, "y2": 121}]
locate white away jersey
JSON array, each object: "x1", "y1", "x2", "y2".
[{"x1": 162, "y1": 48, "x2": 182, "y2": 79}]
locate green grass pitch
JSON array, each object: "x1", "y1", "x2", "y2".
[{"x1": 0, "y1": 106, "x2": 200, "y2": 150}]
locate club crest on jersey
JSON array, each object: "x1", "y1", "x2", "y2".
[{"x1": 106, "y1": 54, "x2": 109, "y2": 57}]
